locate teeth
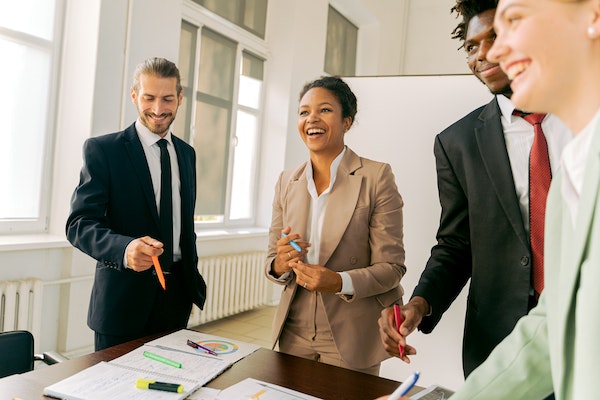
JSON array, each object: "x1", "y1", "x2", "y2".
[
  {"x1": 307, "y1": 128, "x2": 325, "y2": 135},
  {"x1": 506, "y1": 62, "x2": 528, "y2": 80}
]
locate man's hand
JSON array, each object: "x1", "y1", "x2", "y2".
[
  {"x1": 125, "y1": 236, "x2": 164, "y2": 272},
  {"x1": 378, "y1": 297, "x2": 429, "y2": 362},
  {"x1": 397, "y1": 296, "x2": 429, "y2": 336}
]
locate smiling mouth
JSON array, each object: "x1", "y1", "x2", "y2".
[
  {"x1": 307, "y1": 128, "x2": 325, "y2": 136},
  {"x1": 504, "y1": 61, "x2": 529, "y2": 81},
  {"x1": 479, "y1": 64, "x2": 501, "y2": 77},
  {"x1": 147, "y1": 113, "x2": 170, "y2": 122}
]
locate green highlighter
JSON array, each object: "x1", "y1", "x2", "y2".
[
  {"x1": 136, "y1": 378, "x2": 184, "y2": 393},
  {"x1": 143, "y1": 350, "x2": 182, "y2": 368}
]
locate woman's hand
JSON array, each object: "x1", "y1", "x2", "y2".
[
  {"x1": 271, "y1": 227, "x2": 310, "y2": 277},
  {"x1": 291, "y1": 260, "x2": 342, "y2": 293}
]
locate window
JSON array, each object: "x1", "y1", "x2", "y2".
[
  {"x1": 179, "y1": 2, "x2": 267, "y2": 227},
  {"x1": 325, "y1": 6, "x2": 358, "y2": 76},
  {"x1": 0, "y1": 0, "x2": 62, "y2": 233},
  {"x1": 192, "y1": 0, "x2": 268, "y2": 39}
]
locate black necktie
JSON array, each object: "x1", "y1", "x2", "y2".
[{"x1": 157, "y1": 139, "x2": 173, "y2": 271}]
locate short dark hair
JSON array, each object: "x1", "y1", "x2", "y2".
[
  {"x1": 299, "y1": 76, "x2": 358, "y2": 126},
  {"x1": 451, "y1": 0, "x2": 498, "y2": 46},
  {"x1": 132, "y1": 57, "x2": 182, "y2": 96}
]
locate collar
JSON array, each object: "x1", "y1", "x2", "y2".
[
  {"x1": 305, "y1": 146, "x2": 347, "y2": 187},
  {"x1": 495, "y1": 94, "x2": 519, "y2": 124},
  {"x1": 135, "y1": 118, "x2": 173, "y2": 147}
]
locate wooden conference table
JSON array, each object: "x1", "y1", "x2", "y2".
[{"x1": 0, "y1": 331, "x2": 420, "y2": 400}]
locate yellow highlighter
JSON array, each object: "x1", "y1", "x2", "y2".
[{"x1": 136, "y1": 378, "x2": 184, "y2": 393}]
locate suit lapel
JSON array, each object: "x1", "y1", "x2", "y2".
[
  {"x1": 123, "y1": 124, "x2": 160, "y2": 227},
  {"x1": 475, "y1": 98, "x2": 529, "y2": 249},
  {"x1": 285, "y1": 165, "x2": 311, "y2": 242},
  {"x1": 559, "y1": 123, "x2": 600, "y2": 325},
  {"x1": 319, "y1": 149, "x2": 362, "y2": 266},
  {"x1": 172, "y1": 136, "x2": 190, "y2": 215}
]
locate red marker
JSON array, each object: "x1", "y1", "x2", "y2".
[{"x1": 393, "y1": 304, "x2": 405, "y2": 358}]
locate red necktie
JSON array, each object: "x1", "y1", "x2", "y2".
[{"x1": 515, "y1": 111, "x2": 550, "y2": 296}]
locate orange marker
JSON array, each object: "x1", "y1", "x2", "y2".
[{"x1": 151, "y1": 255, "x2": 166, "y2": 290}]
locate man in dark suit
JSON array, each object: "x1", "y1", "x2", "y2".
[
  {"x1": 378, "y1": 0, "x2": 571, "y2": 377},
  {"x1": 66, "y1": 57, "x2": 206, "y2": 351}
]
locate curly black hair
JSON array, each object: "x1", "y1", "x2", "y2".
[{"x1": 451, "y1": 0, "x2": 498, "y2": 46}]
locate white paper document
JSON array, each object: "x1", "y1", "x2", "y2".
[
  {"x1": 146, "y1": 329, "x2": 260, "y2": 365},
  {"x1": 43, "y1": 329, "x2": 261, "y2": 400},
  {"x1": 189, "y1": 378, "x2": 322, "y2": 400}
]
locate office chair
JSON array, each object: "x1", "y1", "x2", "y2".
[{"x1": 0, "y1": 330, "x2": 68, "y2": 378}]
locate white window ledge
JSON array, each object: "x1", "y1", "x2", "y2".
[
  {"x1": 0, "y1": 227, "x2": 269, "y2": 252},
  {"x1": 0, "y1": 234, "x2": 71, "y2": 252},
  {"x1": 196, "y1": 226, "x2": 268, "y2": 241}
]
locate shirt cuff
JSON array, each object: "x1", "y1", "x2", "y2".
[
  {"x1": 274, "y1": 271, "x2": 291, "y2": 282},
  {"x1": 336, "y1": 272, "x2": 354, "y2": 295},
  {"x1": 123, "y1": 240, "x2": 134, "y2": 269}
]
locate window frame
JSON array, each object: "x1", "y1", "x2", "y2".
[
  {"x1": 0, "y1": 0, "x2": 64, "y2": 234},
  {"x1": 181, "y1": 1, "x2": 268, "y2": 230},
  {"x1": 324, "y1": 4, "x2": 358, "y2": 77}
]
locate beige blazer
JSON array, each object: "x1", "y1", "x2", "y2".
[
  {"x1": 265, "y1": 147, "x2": 406, "y2": 369},
  {"x1": 451, "y1": 118, "x2": 600, "y2": 399}
]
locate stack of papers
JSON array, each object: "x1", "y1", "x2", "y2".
[{"x1": 43, "y1": 329, "x2": 260, "y2": 400}]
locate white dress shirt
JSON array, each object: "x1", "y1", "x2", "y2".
[
  {"x1": 496, "y1": 95, "x2": 573, "y2": 233},
  {"x1": 304, "y1": 147, "x2": 354, "y2": 295},
  {"x1": 560, "y1": 109, "x2": 600, "y2": 227},
  {"x1": 124, "y1": 120, "x2": 182, "y2": 267}
]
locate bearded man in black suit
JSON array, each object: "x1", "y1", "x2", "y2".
[{"x1": 67, "y1": 57, "x2": 206, "y2": 351}]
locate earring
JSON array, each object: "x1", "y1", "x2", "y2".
[{"x1": 588, "y1": 26, "x2": 596, "y2": 38}]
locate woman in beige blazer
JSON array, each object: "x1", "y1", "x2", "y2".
[{"x1": 265, "y1": 76, "x2": 406, "y2": 375}]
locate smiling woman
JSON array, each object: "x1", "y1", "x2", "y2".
[{"x1": 265, "y1": 76, "x2": 406, "y2": 376}]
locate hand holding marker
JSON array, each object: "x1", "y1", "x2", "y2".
[
  {"x1": 282, "y1": 232, "x2": 302, "y2": 252},
  {"x1": 393, "y1": 304, "x2": 405, "y2": 358}
]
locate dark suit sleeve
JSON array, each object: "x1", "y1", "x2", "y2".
[
  {"x1": 412, "y1": 134, "x2": 473, "y2": 333},
  {"x1": 66, "y1": 137, "x2": 133, "y2": 269}
]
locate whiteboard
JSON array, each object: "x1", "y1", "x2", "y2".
[{"x1": 344, "y1": 75, "x2": 492, "y2": 390}]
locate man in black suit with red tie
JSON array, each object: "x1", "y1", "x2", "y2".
[
  {"x1": 378, "y1": 0, "x2": 571, "y2": 378},
  {"x1": 66, "y1": 57, "x2": 206, "y2": 351}
]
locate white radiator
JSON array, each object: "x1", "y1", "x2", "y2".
[
  {"x1": 0, "y1": 278, "x2": 43, "y2": 344},
  {"x1": 188, "y1": 251, "x2": 269, "y2": 326}
]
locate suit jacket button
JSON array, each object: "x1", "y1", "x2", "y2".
[
  {"x1": 520, "y1": 256, "x2": 529, "y2": 266},
  {"x1": 350, "y1": 257, "x2": 357, "y2": 265}
]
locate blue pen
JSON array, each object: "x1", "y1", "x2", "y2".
[
  {"x1": 389, "y1": 371, "x2": 420, "y2": 400},
  {"x1": 281, "y1": 232, "x2": 302, "y2": 253}
]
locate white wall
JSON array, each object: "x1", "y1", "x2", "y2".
[
  {"x1": 402, "y1": 0, "x2": 469, "y2": 75},
  {"x1": 344, "y1": 75, "x2": 492, "y2": 390}
]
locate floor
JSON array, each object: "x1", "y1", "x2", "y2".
[{"x1": 191, "y1": 305, "x2": 277, "y2": 350}]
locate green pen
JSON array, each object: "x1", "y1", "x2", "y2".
[{"x1": 143, "y1": 351, "x2": 182, "y2": 368}]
